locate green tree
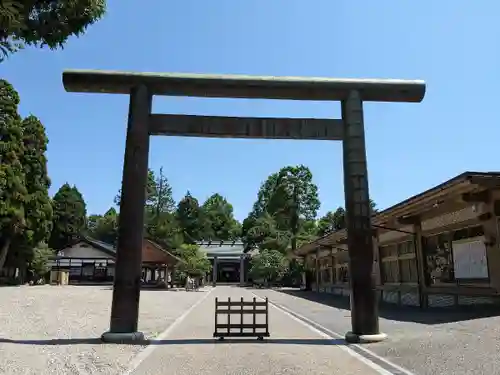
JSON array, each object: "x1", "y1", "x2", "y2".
[
  {"x1": 250, "y1": 172, "x2": 279, "y2": 218},
  {"x1": 49, "y1": 183, "x2": 87, "y2": 250},
  {"x1": 86, "y1": 214, "x2": 101, "y2": 234},
  {"x1": 249, "y1": 249, "x2": 288, "y2": 285},
  {"x1": 202, "y1": 193, "x2": 241, "y2": 240},
  {"x1": 246, "y1": 213, "x2": 290, "y2": 253},
  {"x1": 0, "y1": 79, "x2": 27, "y2": 270},
  {"x1": 145, "y1": 167, "x2": 177, "y2": 243},
  {"x1": 242, "y1": 165, "x2": 320, "y2": 252},
  {"x1": 176, "y1": 191, "x2": 205, "y2": 243},
  {"x1": 150, "y1": 167, "x2": 175, "y2": 216},
  {"x1": 295, "y1": 218, "x2": 318, "y2": 248},
  {"x1": 316, "y1": 200, "x2": 377, "y2": 236},
  {"x1": 316, "y1": 207, "x2": 345, "y2": 237},
  {"x1": 30, "y1": 242, "x2": 53, "y2": 279},
  {"x1": 114, "y1": 168, "x2": 156, "y2": 208},
  {"x1": 87, "y1": 207, "x2": 118, "y2": 244},
  {"x1": 20, "y1": 115, "x2": 53, "y2": 247},
  {"x1": 146, "y1": 211, "x2": 184, "y2": 250},
  {"x1": 0, "y1": 0, "x2": 106, "y2": 61},
  {"x1": 176, "y1": 243, "x2": 211, "y2": 278},
  {"x1": 281, "y1": 257, "x2": 305, "y2": 286}
]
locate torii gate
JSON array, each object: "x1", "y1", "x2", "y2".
[{"x1": 62, "y1": 70, "x2": 425, "y2": 344}]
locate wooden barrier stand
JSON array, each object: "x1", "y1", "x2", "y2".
[{"x1": 213, "y1": 297, "x2": 270, "y2": 340}]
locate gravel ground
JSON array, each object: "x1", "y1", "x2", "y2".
[
  {"x1": 131, "y1": 286, "x2": 383, "y2": 375},
  {"x1": 0, "y1": 285, "x2": 209, "y2": 375},
  {"x1": 252, "y1": 288, "x2": 500, "y2": 375}
]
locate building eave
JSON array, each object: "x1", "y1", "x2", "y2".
[{"x1": 295, "y1": 171, "x2": 500, "y2": 256}]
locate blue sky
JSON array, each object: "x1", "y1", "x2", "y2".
[{"x1": 2, "y1": 1, "x2": 499, "y2": 221}]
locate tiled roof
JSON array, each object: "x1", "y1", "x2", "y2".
[
  {"x1": 81, "y1": 237, "x2": 116, "y2": 257},
  {"x1": 146, "y1": 239, "x2": 184, "y2": 264},
  {"x1": 197, "y1": 241, "x2": 245, "y2": 257}
]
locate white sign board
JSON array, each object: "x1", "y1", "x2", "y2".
[{"x1": 452, "y1": 236, "x2": 489, "y2": 279}]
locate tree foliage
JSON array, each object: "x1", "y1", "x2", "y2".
[
  {"x1": 146, "y1": 211, "x2": 184, "y2": 250},
  {"x1": 31, "y1": 242, "x2": 53, "y2": 278},
  {"x1": 20, "y1": 115, "x2": 53, "y2": 247},
  {"x1": 150, "y1": 167, "x2": 175, "y2": 215},
  {"x1": 0, "y1": 79, "x2": 27, "y2": 269},
  {"x1": 144, "y1": 167, "x2": 179, "y2": 245},
  {"x1": 201, "y1": 193, "x2": 240, "y2": 240},
  {"x1": 0, "y1": 82, "x2": 53, "y2": 272},
  {"x1": 316, "y1": 200, "x2": 377, "y2": 237},
  {"x1": 316, "y1": 207, "x2": 345, "y2": 237},
  {"x1": 242, "y1": 165, "x2": 320, "y2": 252},
  {"x1": 175, "y1": 191, "x2": 204, "y2": 244},
  {"x1": 111, "y1": 167, "x2": 244, "y2": 249},
  {"x1": 114, "y1": 168, "x2": 156, "y2": 208},
  {"x1": 49, "y1": 183, "x2": 87, "y2": 250},
  {"x1": 0, "y1": 0, "x2": 106, "y2": 61},
  {"x1": 175, "y1": 243, "x2": 211, "y2": 278},
  {"x1": 86, "y1": 207, "x2": 117, "y2": 244},
  {"x1": 249, "y1": 249, "x2": 288, "y2": 284}
]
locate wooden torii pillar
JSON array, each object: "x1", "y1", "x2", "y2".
[{"x1": 62, "y1": 70, "x2": 425, "y2": 343}]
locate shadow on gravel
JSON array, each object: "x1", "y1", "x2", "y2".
[
  {"x1": 275, "y1": 289, "x2": 500, "y2": 325},
  {"x1": 98, "y1": 287, "x2": 207, "y2": 292},
  {"x1": 0, "y1": 337, "x2": 344, "y2": 346},
  {"x1": 0, "y1": 337, "x2": 103, "y2": 345}
]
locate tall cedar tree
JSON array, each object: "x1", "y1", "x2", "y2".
[
  {"x1": 145, "y1": 167, "x2": 176, "y2": 239},
  {"x1": 0, "y1": 79, "x2": 27, "y2": 269},
  {"x1": 21, "y1": 115, "x2": 53, "y2": 247},
  {"x1": 49, "y1": 183, "x2": 87, "y2": 250},
  {"x1": 150, "y1": 167, "x2": 175, "y2": 217},
  {"x1": 0, "y1": 0, "x2": 106, "y2": 61},
  {"x1": 202, "y1": 193, "x2": 240, "y2": 240},
  {"x1": 176, "y1": 191, "x2": 204, "y2": 244}
]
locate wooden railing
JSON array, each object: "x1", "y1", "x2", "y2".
[{"x1": 213, "y1": 297, "x2": 270, "y2": 340}]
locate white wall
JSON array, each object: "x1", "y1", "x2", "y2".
[{"x1": 50, "y1": 242, "x2": 115, "y2": 267}]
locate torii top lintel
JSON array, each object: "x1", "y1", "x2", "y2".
[{"x1": 62, "y1": 70, "x2": 426, "y2": 103}]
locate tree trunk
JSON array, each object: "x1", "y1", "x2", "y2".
[{"x1": 0, "y1": 236, "x2": 12, "y2": 271}]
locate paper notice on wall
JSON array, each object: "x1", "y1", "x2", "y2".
[{"x1": 452, "y1": 236, "x2": 489, "y2": 279}]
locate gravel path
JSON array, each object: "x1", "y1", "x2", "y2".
[
  {"x1": 0, "y1": 285, "x2": 209, "y2": 375},
  {"x1": 252, "y1": 288, "x2": 500, "y2": 375},
  {"x1": 131, "y1": 286, "x2": 383, "y2": 375}
]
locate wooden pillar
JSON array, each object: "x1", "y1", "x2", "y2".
[
  {"x1": 315, "y1": 249, "x2": 320, "y2": 292},
  {"x1": 212, "y1": 256, "x2": 218, "y2": 287},
  {"x1": 330, "y1": 248, "x2": 335, "y2": 285},
  {"x1": 171, "y1": 266, "x2": 176, "y2": 287},
  {"x1": 413, "y1": 221, "x2": 428, "y2": 308},
  {"x1": 102, "y1": 84, "x2": 152, "y2": 343},
  {"x1": 165, "y1": 264, "x2": 170, "y2": 289},
  {"x1": 342, "y1": 90, "x2": 385, "y2": 343},
  {"x1": 239, "y1": 255, "x2": 245, "y2": 286},
  {"x1": 481, "y1": 194, "x2": 500, "y2": 291},
  {"x1": 372, "y1": 233, "x2": 382, "y2": 286}
]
